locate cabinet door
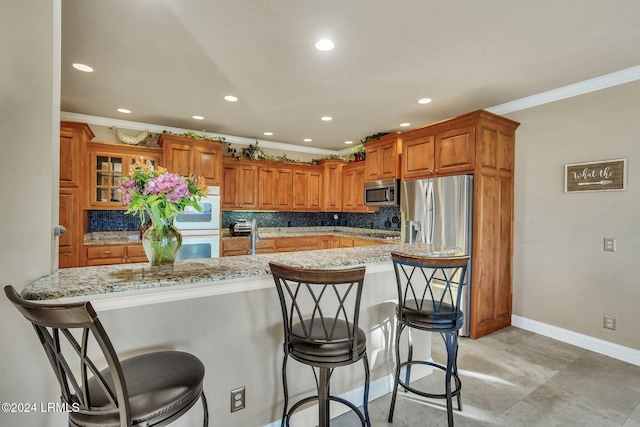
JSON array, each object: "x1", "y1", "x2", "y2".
[
  {"x1": 237, "y1": 164, "x2": 258, "y2": 209},
  {"x1": 435, "y1": 126, "x2": 475, "y2": 175},
  {"x1": 90, "y1": 151, "x2": 125, "y2": 207},
  {"x1": 258, "y1": 167, "x2": 278, "y2": 209},
  {"x1": 354, "y1": 166, "x2": 368, "y2": 211},
  {"x1": 194, "y1": 145, "x2": 221, "y2": 186},
  {"x1": 164, "y1": 143, "x2": 193, "y2": 177},
  {"x1": 258, "y1": 166, "x2": 292, "y2": 210},
  {"x1": 402, "y1": 134, "x2": 435, "y2": 180},
  {"x1": 341, "y1": 168, "x2": 357, "y2": 211},
  {"x1": 58, "y1": 189, "x2": 79, "y2": 268},
  {"x1": 276, "y1": 168, "x2": 293, "y2": 210},
  {"x1": 306, "y1": 170, "x2": 323, "y2": 211},
  {"x1": 323, "y1": 162, "x2": 342, "y2": 211},
  {"x1": 59, "y1": 128, "x2": 80, "y2": 188},
  {"x1": 380, "y1": 142, "x2": 398, "y2": 179},
  {"x1": 365, "y1": 145, "x2": 382, "y2": 181},
  {"x1": 221, "y1": 163, "x2": 239, "y2": 209}
]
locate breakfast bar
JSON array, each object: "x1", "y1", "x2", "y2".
[{"x1": 20, "y1": 243, "x2": 462, "y2": 426}]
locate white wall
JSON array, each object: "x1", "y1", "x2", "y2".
[
  {"x1": 508, "y1": 79, "x2": 640, "y2": 350},
  {"x1": 0, "y1": 1, "x2": 66, "y2": 426}
]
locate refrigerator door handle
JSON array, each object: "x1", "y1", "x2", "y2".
[{"x1": 427, "y1": 181, "x2": 435, "y2": 244}]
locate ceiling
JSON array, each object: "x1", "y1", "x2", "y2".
[{"x1": 61, "y1": 0, "x2": 640, "y2": 151}]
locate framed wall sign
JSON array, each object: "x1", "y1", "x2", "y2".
[{"x1": 565, "y1": 158, "x2": 627, "y2": 193}]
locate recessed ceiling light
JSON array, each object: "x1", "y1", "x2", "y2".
[
  {"x1": 263, "y1": 132, "x2": 273, "y2": 136},
  {"x1": 321, "y1": 116, "x2": 332, "y2": 121},
  {"x1": 417, "y1": 98, "x2": 432, "y2": 104},
  {"x1": 192, "y1": 115, "x2": 204, "y2": 120},
  {"x1": 72, "y1": 63, "x2": 93, "y2": 72},
  {"x1": 400, "y1": 122, "x2": 411, "y2": 127},
  {"x1": 224, "y1": 95, "x2": 238, "y2": 102},
  {"x1": 344, "y1": 141, "x2": 353, "y2": 145},
  {"x1": 117, "y1": 108, "x2": 131, "y2": 114},
  {"x1": 315, "y1": 39, "x2": 335, "y2": 51},
  {"x1": 303, "y1": 138, "x2": 312, "y2": 142}
]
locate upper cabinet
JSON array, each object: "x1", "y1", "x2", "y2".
[
  {"x1": 402, "y1": 122, "x2": 475, "y2": 180},
  {"x1": 342, "y1": 162, "x2": 376, "y2": 212},
  {"x1": 85, "y1": 142, "x2": 162, "y2": 209},
  {"x1": 258, "y1": 165, "x2": 293, "y2": 210},
  {"x1": 221, "y1": 158, "x2": 258, "y2": 210},
  {"x1": 60, "y1": 121, "x2": 94, "y2": 188},
  {"x1": 158, "y1": 134, "x2": 223, "y2": 186},
  {"x1": 292, "y1": 166, "x2": 323, "y2": 211},
  {"x1": 319, "y1": 159, "x2": 343, "y2": 211},
  {"x1": 365, "y1": 134, "x2": 402, "y2": 181}
]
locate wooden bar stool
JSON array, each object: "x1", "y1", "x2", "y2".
[
  {"x1": 269, "y1": 262, "x2": 370, "y2": 427},
  {"x1": 4, "y1": 285, "x2": 209, "y2": 427},
  {"x1": 387, "y1": 253, "x2": 469, "y2": 427}
]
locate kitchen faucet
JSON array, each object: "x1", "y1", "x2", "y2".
[{"x1": 249, "y1": 219, "x2": 260, "y2": 255}]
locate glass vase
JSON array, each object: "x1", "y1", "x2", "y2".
[{"x1": 142, "y1": 217, "x2": 182, "y2": 266}]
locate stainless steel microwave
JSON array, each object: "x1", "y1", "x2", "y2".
[{"x1": 364, "y1": 179, "x2": 400, "y2": 206}]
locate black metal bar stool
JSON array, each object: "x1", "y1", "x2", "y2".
[
  {"x1": 269, "y1": 262, "x2": 371, "y2": 427},
  {"x1": 4, "y1": 285, "x2": 209, "y2": 427},
  {"x1": 387, "y1": 253, "x2": 469, "y2": 427}
]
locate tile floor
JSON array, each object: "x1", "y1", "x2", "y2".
[{"x1": 333, "y1": 326, "x2": 640, "y2": 426}]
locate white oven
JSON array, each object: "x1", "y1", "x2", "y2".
[
  {"x1": 173, "y1": 186, "x2": 220, "y2": 231},
  {"x1": 173, "y1": 186, "x2": 221, "y2": 259},
  {"x1": 176, "y1": 230, "x2": 220, "y2": 260}
]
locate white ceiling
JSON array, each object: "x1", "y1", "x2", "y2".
[{"x1": 61, "y1": 0, "x2": 640, "y2": 151}]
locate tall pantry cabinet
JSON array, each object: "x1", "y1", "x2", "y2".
[
  {"x1": 400, "y1": 110, "x2": 519, "y2": 339},
  {"x1": 59, "y1": 121, "x2": 94, "y2": 268}
]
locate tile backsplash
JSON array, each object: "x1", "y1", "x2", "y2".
[{"x1": 88, "y1": 207, "x2": 401, "y2": 232}]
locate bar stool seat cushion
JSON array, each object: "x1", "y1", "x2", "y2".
[
  {"x1": 290, "y1": 319, "x2": 367, "y2": 364},
  {"x1": 69, "y1": 351, "x2": 205, "y2": 427},
  {"x1": 399, "y1": 300, "x2": 464, "y2": 331}
]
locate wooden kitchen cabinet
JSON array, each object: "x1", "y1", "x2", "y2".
[
  {"x1": 365, "y1": 133, "x2": 402, "y2": 181},
  {"x1": 341, "y1": 162, "x2": 376, "y2": 212},
  {"x1": 258, "y1": 165, "x2": 293, "y2": 210},
  {"x1": 158, "y1": 134, "x2": 223, "y2": 186},
  {"x1": 59, "y1": 121, "x2": 94, "y2": 268},
  {"x1": 319, "y1": 159, "x2": 343, "y2": 211},
  {"x1": 221, "y1": 158, "x2": 258, "y2": 210},
  {"x1": 292, "y1": 166, "x2": 323, "y2": 211},
  {"x1": 401, "y1": 124, "x2": 475, "y2": 180},
  {"x1": 85, "y1": 142, "x2": 162, "y2": 209},
  {"x1": 469, "y1": 110, "x2": 518, "y2": 339},
  {"x1": 85, "y1": 244, "x2": 148, "y2": 266}
]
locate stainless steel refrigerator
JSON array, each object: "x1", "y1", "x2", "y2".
[{"x1": 400, "y1": 174, "x2": 473, "y2": 336}]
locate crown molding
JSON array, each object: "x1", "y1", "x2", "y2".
[{"x1": 487, "y1": 65, "x2": 640, "y2": 115}]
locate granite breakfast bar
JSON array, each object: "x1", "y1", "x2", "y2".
[{"x1": 20, "y1": 243, "x2": 462, "y2": 427}]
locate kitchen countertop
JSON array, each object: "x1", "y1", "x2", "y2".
[
  {"x1": 21, "y1": 243, "x2": 461, "y2": 302},
  {"x1": 83, "y1": 226, "x2": 401, "y2": 245}
]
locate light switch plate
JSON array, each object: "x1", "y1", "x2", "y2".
[{"x1": 604, "y1": 238, "x2": 616, "y2": 252}]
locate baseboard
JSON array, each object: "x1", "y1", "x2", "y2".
[{"x1": 511, "y1": 315, "x2": 640, "y2": 366}]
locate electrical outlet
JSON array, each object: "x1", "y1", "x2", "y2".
[
  {"x1": 604, "y1": 238, "x2": 616, "y2": 252},
  {"x1": 230, "y1": 387, "x2": 245, "y2": 412},
  {"x1": 604, "y1": 315, "x2": 616, "y2": 330}
]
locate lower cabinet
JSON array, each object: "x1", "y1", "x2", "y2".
[
  {"x1": 221, "y1": 235, "x2": 383, "y2": 256},
  {"x1": 85, "y1": 244, "x2": 148, "y2": 266}
]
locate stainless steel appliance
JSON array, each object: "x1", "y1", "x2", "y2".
[
  {"x1": 400, "y1": 175, "x2": 473, "y2": 335},
  {"x1": 364, "y1": 179, "x2": 400, "y2": 206},
  {"x1": 173, "y1": 186, "x2": 220, "y2": 259},
  {"x1": 229, "y1": 219, "x2": 252, "y2": 236}
]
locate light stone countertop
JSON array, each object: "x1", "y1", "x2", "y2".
[
  {"x1": 21, "y1": 243, "x2": 462, "y2": 301},
  {"x1": 83, "y1": 226, "x2": 401, "y2": 245}
]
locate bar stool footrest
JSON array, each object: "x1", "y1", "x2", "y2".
[
  {"x1": 284, "y1": 395, "x2": 368, "y2": 426},
  {"x1": 398, "y1": 360, "x2": 462, "y2": 402}
]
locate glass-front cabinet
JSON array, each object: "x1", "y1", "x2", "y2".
[{"x1": 86, "y1": 142, "x2": 162, "y2": 209}]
